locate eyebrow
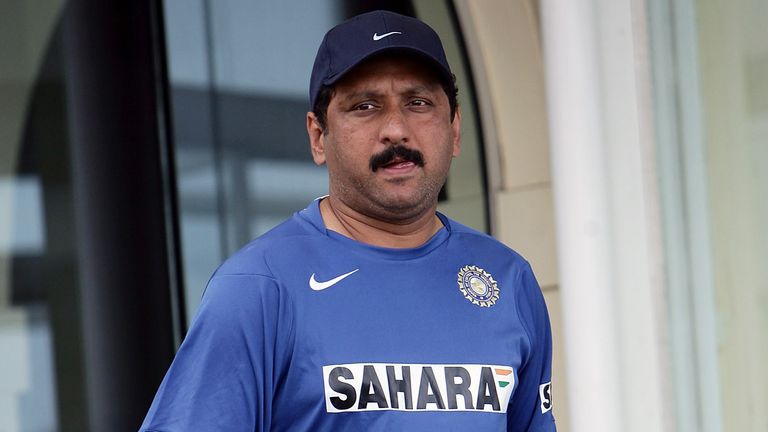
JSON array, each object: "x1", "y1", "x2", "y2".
[
  {"x1": 339, "y1": 85, "x2": 439, "y2": 103},
  {"x1": 339, "y1": 90, "x2": 382, "y2": 103}
]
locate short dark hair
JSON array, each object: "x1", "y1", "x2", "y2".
[{"x1": 312, "y1": 73, "x2": 459, "y2": 133}]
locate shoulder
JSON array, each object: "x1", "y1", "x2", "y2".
[
  {"x1": 195, "y1": 210, "x2": 322, "y2": 309},
  {"x1": 443, "y1": 215, "x2": 529, "y2": 269},
  {"x1": 214, "y1": 210, "x2": 321, "y2": 278},
  {"x1": 443, "y1": 214, "x2": 544, "y2": 314}
]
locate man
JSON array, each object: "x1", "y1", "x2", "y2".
[{"x1": 141, "y1": 10, "x2": 555, "y2": 431}]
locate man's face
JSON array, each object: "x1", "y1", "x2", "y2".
[{"x1": 307, "y1": 54, "x2": 461, "y2": 222}]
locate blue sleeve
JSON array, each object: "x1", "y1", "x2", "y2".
[
  {"x1": 507, "y1": 263, "x2": 556, "y2": 431},
  {"x1": 140, "y1": 274, "x2": 295, "y2": 432}
]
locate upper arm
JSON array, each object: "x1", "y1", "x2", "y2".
[
  {"x1": 140, "y1": 274, "x2": 295, "y2": 432},
  {"x1": 507, "y1": 263, "x2": 556, "y2": 431}
]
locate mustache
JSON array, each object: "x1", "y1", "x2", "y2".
[{"x1": 369, "y1": 146, "x2": 425, "y2": 172}]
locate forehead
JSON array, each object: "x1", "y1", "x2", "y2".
[{"x1": 332, "y1": 54, "x2": 444, "y2": 95}]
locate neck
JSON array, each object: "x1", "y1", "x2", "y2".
[{"x1": 319, "y1": 196, "x2": 443, "y2": 248}]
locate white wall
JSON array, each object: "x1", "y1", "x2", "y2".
[
  {"x1": 539, "y1": 1, "x2": 672, "y2": 430},
  {"x1": 454, "y1": 0, "x2": 567, "y2": 429}
]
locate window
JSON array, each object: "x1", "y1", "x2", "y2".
[
  {"x1": 0, "y1": 2, "x2": 79, "y2": 430},
  {"x1": 649, "y1": 0, "x2": 768, "y2": 429}
]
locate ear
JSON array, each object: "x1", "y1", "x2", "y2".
[
  {"x1": 451, "y1": 106, "x2": 462, "y2": 157},
  {"x1": 307, "y1": 112, "x2": 326, "y2": 165}
]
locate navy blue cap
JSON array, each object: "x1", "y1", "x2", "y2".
[{"x1": 309, "y1": 10, "x2": 454, "y2": 109}]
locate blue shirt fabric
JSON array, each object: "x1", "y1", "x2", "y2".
[{"x1": 141, "y1": 199, "x2": 556, "y2": 431}]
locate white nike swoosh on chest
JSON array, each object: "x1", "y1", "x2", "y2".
[
  {"x1": 372, "y1": 31, "x2": 402, "y2": 41},
  {"x1": 309, "y1": 269, "x2": 359, "y2": 291}
]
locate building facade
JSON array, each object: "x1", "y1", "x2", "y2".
[{"x1": 0, "y1": 0, "x2": 765, "y2": 430}]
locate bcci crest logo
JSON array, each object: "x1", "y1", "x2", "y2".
[{"x1": 457, "y1": 265, "x2": 500, "y2": 307}]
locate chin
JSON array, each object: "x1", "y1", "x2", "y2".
[{"x1": 372, "y1": 190, "x2": 434, "y2": 214}]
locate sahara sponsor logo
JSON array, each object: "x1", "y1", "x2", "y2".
[{"x1": 322, "y1": 363, "x2": 515, "y2": 413}]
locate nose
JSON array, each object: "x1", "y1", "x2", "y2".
[{"x1": 378, "y1": 106, "x2": 410, "y2": 146}]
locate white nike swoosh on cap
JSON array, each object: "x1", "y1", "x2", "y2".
[
  {"x1": 309, "y1": 269, "x2": 359, "y2": 291},
  {"x1": 372, "y1": 31, "x2": 402, "y2": 41}
]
